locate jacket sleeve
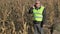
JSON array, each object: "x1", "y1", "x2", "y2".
[
  {"x1": 28, "y1": 7, "x2": 33, "y2": 14},
  {"x1": 42, "y1": 8, "x2": 46, "y2": 23}
]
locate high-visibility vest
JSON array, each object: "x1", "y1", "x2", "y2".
[{"x1": 33, "y1": 6, "x2": 45, "y2": 21}]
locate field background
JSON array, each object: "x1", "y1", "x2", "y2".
[{"x1": 0, "y1": 0, "x2": 60, "y2": 34}]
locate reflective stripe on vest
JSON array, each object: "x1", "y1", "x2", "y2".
[{"x1": 33, "y1": 6, "x2": 44, "y2": 21}]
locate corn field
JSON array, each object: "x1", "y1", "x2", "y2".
[{"x1": 0, "y1": 0, "x2": 60, "y2": 34}]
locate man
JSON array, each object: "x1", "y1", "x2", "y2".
[{"x1": 29, "y1": 0, "x2": 46, "y2": 34}]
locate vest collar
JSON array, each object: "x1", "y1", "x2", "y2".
[{"x1": 34, "y1": 5, "x2": 41, "y2": 10}]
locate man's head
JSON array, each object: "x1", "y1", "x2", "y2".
[{"x1": 35, "y1": 0, "x2": 41, "y2": 8}]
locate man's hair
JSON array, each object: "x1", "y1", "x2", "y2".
[{"x1": 35, "y1": 0, "x2": 40, "y2": 3}]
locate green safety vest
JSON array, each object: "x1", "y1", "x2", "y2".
[{"x1": 33, "y1": 6, "x2": 45, "y2": 21}]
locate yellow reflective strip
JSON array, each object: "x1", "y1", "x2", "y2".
[{"x1": 35, "y1": 18, "x2": 43, "y2": 21}]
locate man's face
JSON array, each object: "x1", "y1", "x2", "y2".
[{"x1": 35, "y1": 1, "x2": 41, "y2": 8}]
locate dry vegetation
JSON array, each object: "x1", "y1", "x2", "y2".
[{"x1": 0, "y1": 0, "x2": 60, "y2": 34}]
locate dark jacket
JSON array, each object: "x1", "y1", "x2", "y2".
[{"x1": 28, "y1": 6, "x2": 46, "y2": 23}]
